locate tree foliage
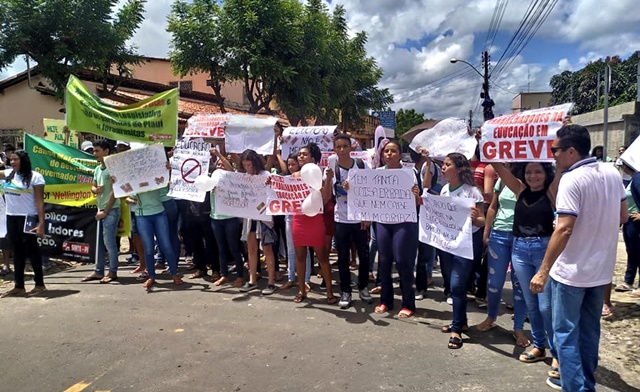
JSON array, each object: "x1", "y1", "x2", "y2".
[
  {"x1": 167, "y1": 0, "x2": 393, "y2": 125},
  {"x1": 0, "y1": 0, "x2": 146, "y2": 96},
  {"x1": 550, "y1": 52, "x2": 639, "y2": 115},
  {"x1": 395, "y1": 108, "x2": 425, "y2": 140}
]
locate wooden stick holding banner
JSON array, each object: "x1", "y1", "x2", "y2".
[
  {"x1": 346, "y1": 169, "x2": 417, "y2": 223},
  {"x1": 419, "y1": 193, "x2": 474, "y2": 259}
]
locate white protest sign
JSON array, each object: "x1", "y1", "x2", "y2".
[
  {"x1": 183, "y1": 113, "x2": 230, "y2": 138},
  {"x1": 266, "y1": 175, "x2": 315, "y2": 215},
  {"x1": 480, "y1": 103, "x2": 573, "y2": 162},
  {"x1": 346, "y1": 168, "x2": 416, "y2": 223},
  {"x1": 281, "y1": 126, "x2": 337, "y2": 157},
  {"x1": 168, "y1": 138, "x2": 212, "y2": 202},
  {"x1": 214, "y1": 171, "x2": 270, "y2": 221},
  {"x1": 225, "y1": 115, "x2": 278, "y2": 155},
  {"x1": 621, "y1": 134, "x2": 640, "y2": 172},
  {"x1": 419, "y1": 194, "x2": 474, "y2": 259},
  {"x1": 104, "y1": 144, "x2": 169, "y2": 198},
  {"x1": 0, "y1": 195, "x2": 6, "y2": 238},
  {"x1": 409, "y1": 118, "x2": 476, "y2": 160},
  {"x1": 319, "y1": 151, "x2": 373, "y2": 170}
]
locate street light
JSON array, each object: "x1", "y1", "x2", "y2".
[{"x1": 450, "y1": 51, "x2": 495, "y2": 121}]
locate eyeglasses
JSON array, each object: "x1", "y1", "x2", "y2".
[{"x1": 550, "y1": 146, "x2": 568, "y2": 154}]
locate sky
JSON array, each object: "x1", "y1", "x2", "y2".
[{"x1": 2, "y1": 0, "x2": 639, "y2": 126}]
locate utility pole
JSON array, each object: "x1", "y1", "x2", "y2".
[
  {"x1": 603, "y1": 63, "x2": 610, "y2": 159},
  {"x1": 637, "y1": 56, "x2": 640, "y2": 102},
  {"x1": 481, "y1": 51, "x2": 495, "y2": 121},
  {"x1": 596, "y1": 71, "x2": 601, "y2": 109}
]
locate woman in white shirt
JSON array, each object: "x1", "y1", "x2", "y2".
[{"x1": 0, "y1": 150, "x2": 47, "y2": 297}]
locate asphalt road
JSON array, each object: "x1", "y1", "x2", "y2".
[{"x1": 0, "y1": 259, "x2": 631, "y2": 392}]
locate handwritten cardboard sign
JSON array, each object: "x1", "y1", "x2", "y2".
[
  {"x1": 104, "y1": 144, "x2": 169, "y2": 198},
  {"x1": 266, "y1": 175, "x2": 312, "y2": 215},
  {"x1": 418, "y1": 194, "x2": 474, "y2": 259},
  {"x1": 621, "y1": 133, "x2": 640, "y2": 172},
  {"x1": 480, "y1": 103, "x2": 573, "y2": 162},
  {"x1": 214, "y1": 171, "x2": 270, "y2": 221},
  {"x1": 346, "y1": 169, "x2": 416, "y2": 223},
  {"x1": 225, "y1": 115, "x2": 278, "y2": 155},
  {"x1": 281, "y1": 126, "x2": 337, "y2": 157},
  {"x1": 168, "y1": 138, "x2": 212, "y2": 202}
]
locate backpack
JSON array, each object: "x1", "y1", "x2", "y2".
[{"x1": 334, "y1": 158, "x2": 365, "y2": 202}]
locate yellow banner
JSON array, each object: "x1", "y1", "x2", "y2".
[{"x1": 43, "y1": 118, "x2": 78, "y2": 147}]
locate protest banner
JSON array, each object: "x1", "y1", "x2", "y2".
[
  {"x1": 418, "y1": 194, "x2": 474, "y2": 259},
  {"x1": 225, "y1": 115, "x2": 278, "y2": 155},
  {"x1": 319, "y1": 151, "x2": 373, "y2": 170},
  {"x1": 168, "y1": 138, "x2": 212, "y2": 202},
  {"x1": 480, "y1": 103, "x2": 573, "y2": 162},
  {"x1": 25, "y1": 134, "x2": 98, "y2": 207},
  {"x1": 43, "y1": 118, "x2": 78, "y2": 147},
  {"x1": 214, "y1": 171, "x2": 270, "y2": 221},
  {"x1": 346, "y1": 169, "x2": 416, "y2": 223},
  {"x1": 38, "y1": 204, "x2": 98, "y2": 264},
  {"x1": 104, "y1": 144, "x2": 169, "y2": 198},
  {"x1": 621, "y1": 133, "x2": 640, "y2": 172},
  {"x1": 65, "y1": 75, "x2": 178, "y2": 147},
  {"x1": 183, "y1": 113, "x2": 230, "y2": 138},
  {"x1": 266, "y1": 175, "x2": 312, "y2": 215},
  {"x1": 0, "y1": 195, "x2": 6, "y2": 238},
  {"x1": 281, "y1": 126, "x2": 337, "y2": 157},
  {"x1": 409, "y1": 118, "x2": 477, "y2": 159}
]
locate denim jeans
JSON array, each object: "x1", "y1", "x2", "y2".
[
  {"x1": 416, "y1": 242, "x2": 435, "y2": 292},
  {"x1": 623, "y1": 220, "x2": 640, "y2": 286},
  {"x1": 486, "y1": 230, "x2": 526, "y2": 330},
  {"x1": 136, "y1": 212, "x2": 177, "y2": 278},
  {"x1": 442, "y1": 229, "x2": 482, "y2": 297},
  {"x1": 211, "y1": 218, "x2": 244, "y2": 278},
  {"x1": 335, "y1": 222, "x2": 370, "y2": 293},
  {"x1": 375, "y1": 222, "x2": 417, "y2": 311},
  {"x1": 443, "y1": 252, "x2": 474, "y2": 333},
  {"x1": 285, "y1": 215, "x2": 310, "y2": 283},
  {"x1": 552, "y1": 279, "x2": 605, "y2": 392},
  {"x1": 511, "y1": 236, "x2": 555, "y2": 357},
  {"x1": 162, "y1": 199, "x2": 180, "y2": 264},
  {"x1": 95, "y1": 208, "x2": 121, "y2": 275}
]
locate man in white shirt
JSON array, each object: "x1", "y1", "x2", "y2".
[{"x1": 530, "y1": 124, "x2": 628, "y2": 391}]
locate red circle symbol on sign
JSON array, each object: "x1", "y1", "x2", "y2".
[{"x1": 181, "y1": 158, "x2": 202, "y2": 184}]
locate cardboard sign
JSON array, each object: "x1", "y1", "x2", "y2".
[
  {"x1": 346, "y1": 169, "x2": 417, "y2": 223},
  {"x1": 266, "y1": 175, "x2": 311, "y2": 215},
  {"x1": 418, "y1": 194, "x2": 474, "y2": 259},
  {"x1": 480, "y1": 103, "x2": 573, "y2": 162},
  {"x1": 409, "y1": 118, "x2": 476, "y2": 160},
  {"x1": 225, "y1": 115, "x2": 278, "y2": 155},
  {"x1": 621, "y1": 134, "x2": 640, "y2": 172},
  {"x1": 214, "y1": 171, "x2": 270, "y2": 221},
  {"x1": 104, "y1": 144, "x2": 169, "y2": 198},
  {"x1": 43, "y1": 118, "x2": 78, "y2": 147},
  {"x1": 183, "y1": 113, "x2": 230, "y2": 138},
  {"x1": 168, "y1": 138, "x2": 212, "y2": 202},
  {"x1": 281, "y1": 126, "x2": 337, "y2": 157},
  {"x1": 319, "y1": 151, "x2": 373, "y2": 170}
]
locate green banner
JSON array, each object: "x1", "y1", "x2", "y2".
[
  {"x1": 65, "y1": 75, "x2": 178, "y2": 147},
  {"x1": 25, "y1": 133, "x2": 98, "y2": 206}
]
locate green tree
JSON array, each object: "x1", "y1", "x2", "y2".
[
  {"x1": 0, "y1": 0, "x2": 146, "y2": 96},
  {"x1": 395, "y1": 108, "x2": 425, "y2": 140}
]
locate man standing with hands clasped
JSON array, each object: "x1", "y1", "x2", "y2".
[
  {"x1": 530, "y1": 124, "x2": 628, "y2": 391},
  {"x1": 82, "y1": 140, "x2": 121, "y2": 284}
]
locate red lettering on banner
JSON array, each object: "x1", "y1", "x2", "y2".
[
  {"x1": 483, "y1": 142, "x2": 496, "y2": 160},
  {"x1": 514, "y1": 140, "x2": 527, "y2": 159},
  {"x1": 499, "y1": 141, "x2": 513, "y2": 159},
  {"x1": 269, "y1": 200, "x2": 302, "y2": 214}
]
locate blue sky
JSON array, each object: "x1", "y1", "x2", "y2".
[{"x1": 2, "y1": 0, "x2": 639, "y2": 124}]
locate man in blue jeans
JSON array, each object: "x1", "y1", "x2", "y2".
[
  {"x1": 531, "y1": 124, "x2": 628, "y2": 391},
  {"x1": 82, "y1": 140, "x2": 121, "y2": 283}
]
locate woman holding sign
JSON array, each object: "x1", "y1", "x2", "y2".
[
  {"x1": 435, "y1": 153, "x2": 485, "y2": 349},
  {"x1": 0, "y1": 150, "x2": 47, "y2": 298},
  {"x1": 492, "y1": 161, "x2": 559, "y2": 374}
]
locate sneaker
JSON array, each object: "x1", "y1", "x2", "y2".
[
  {"x1": 261, "y1": 284, "x2": 277, "y2": 295},
  {"x1": 615, "y1": 282, "x2": 633, "y2": 292},
  {"x1": 545, "y1": 377, "x2": 562, "y2": 391},
  {"x1": 446, "y1": 297, "x2": 453, "y2": 305},
  {"x1": 350, "y1": 280, "x2": 357, "y2": 287},
  {"x1": 126, "y1": 254, "x2": 140, "y2": 265},
  {"x1": 338, "y1": 292, "x2": 352, "y2": 309},
  {"x1": 415, "y1": 290, "x2": 426, "y2": 301},
  {"x1": 239, "y1": 282, "x2": 258, "y2": 293},
  {"x1": 359, "y1": 288, "x2": 372, "y2": 303}
]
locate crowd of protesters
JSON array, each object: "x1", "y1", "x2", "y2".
[{"x1": 0, "y1": 122, "x2": 637, "y2": 391}]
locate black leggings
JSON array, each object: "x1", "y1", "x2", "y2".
[{"x1": 7, "y1": 215, "x2": 44, "y2": 289}]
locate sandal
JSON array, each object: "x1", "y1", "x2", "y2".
[
  {"x1": 441, "y1": 324, "x2": 470, "y2": 333},
  {"x1": 233, "y1": 278, "x2": 245, "y2": 288},
  {"x1": 173, "y1": 276, "x2": 184, "y2": 286},
  {"x1": 519, "y1": 350, "x2": 546, "y2": 363},
  {"x1": 136, "y1": 272, "x2": 149, "y2": 281},
  {"x1": 142, "y1": 278, "x2": 156, "y2": 288},
  {"x1": 513, "y1": 330, "x2": 531, "y2": 348},
  {"x1": 548, "y1": 366, "x2": 560, "y2": 379},
  {"x1": 131, "y1": 266, "x2": 144, "y2": 274},
  {"x1": 293, "y1": 292, "x2": 307, "y2": 303},
  {"x1": 189, "y1": 271, "x2": 207, "y2": 279},
  {"x1": 100, "y1": 275, "x2": 118, "y2": 284},
  {"x1": 601, "y1": 304, "x2": 614, "y2": 317},
  {"x1": 213, "y1": 276, "x2": 229, "y2": 286},
  {"x1": 1, "y1": 288, "x2": 26, "y2": 298},
  {"x1": 370, "y1": 286, "x2": 382, "y2": 294},
  {"x1": 326, "y1": 295, "x2": 339, "y2": 305},
  {"x1": 81, "y1": 274, "x2": 104, "y2": 282},
  {"x1": 27, "y1": 286, "x2": 47, "y2": 297},
  {"x1": 374, "y1": 304, "x2": 389, "y2": 314},
  {"x1": 448, "y1": 335, "x2": 463, "y2": 349},
  {"x1": 397, "y1": 308, "x2": 414, "y2": 318},
  {"x1": 280, "y1": 281, "x2": 295, "y2": 290},
  {"x1": 476, "y1": 319, "x2": 496, "y2": 332}
]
